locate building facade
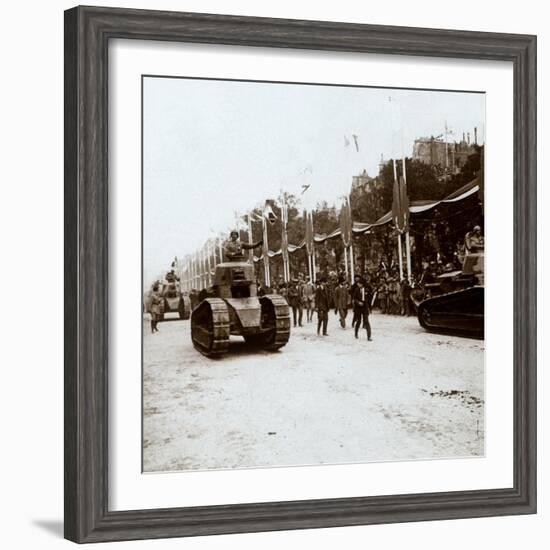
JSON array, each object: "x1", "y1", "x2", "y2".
[{"x1": 412, "y1": 129, "x2": 479, "y2": 173}]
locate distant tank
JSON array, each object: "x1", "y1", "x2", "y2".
[
  {"x1": 158, "y1": 280, "x2": 191, "y2": 321},
  {"x1": 191, "y1": 261, "x2": 290, "y2": 356},
  {"x1": 414, "y1": 252, "x2": 484, "y2": 338}
]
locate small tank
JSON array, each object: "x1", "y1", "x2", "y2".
[
  {"x1": 191, "y1": 261, "x2": 290, "y2": 356},
  {"x1": 415, "y1": 252, "x2": 484, "y2": 338},
  {"x1": 158, "y1": 280, "x2": 191, "y2": 321}
]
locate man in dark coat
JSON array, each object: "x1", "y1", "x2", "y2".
[
  {"x1": 315, "y1": 277, "x2": 330, "y2": 336},
  {"x1": 352, "y1": 278, "x2": 372, "y2": 340},
  {"x1": 349, "y1": 274, "x2": 362, "y2": 329},
  {"x1": 333, "y1": 278, "x2": 349, "y2": 328},
  {"x1": 287, "y1": 279, "x2": 304, "y2": 327}
]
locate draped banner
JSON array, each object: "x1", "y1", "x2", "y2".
[
  {"x1": 281, "y1": 200, "x2": 289, "y2": 280},
  {"x1": 392, "y1": 175, "x2": 410, "y2": 233},
  {"x1": 201, "y1": 176, "x2": 480, "y2": 268},
  {"x1": 339, "y1": 197, "x2": 353, "y2": 247},
  {"x1": 400, "y1": 175, "x2": 410, "y2": 233},
  {"x1": 305, "y1": 210, "x2": 314, "y2": 256}
]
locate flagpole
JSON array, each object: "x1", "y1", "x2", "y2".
[
  {"x1": 198, "y1": 250, "x2": 201, "y2": 288},
  {"x1": 282, "y1": 198, "x2": 290, "y2": 283},
  {"x1": 184, "y1": 262, "x2": 187, "y2": 292},
  {"x1": 307, "y1": 210, "x2": 313, "y2": 283},
  {"x1": 202, "y1": 247, "x2": 206, "y2": 289},
  {"x1": 247, "y1": 213, "x2": 254, "y2": 263},
  {"x1": 199, "y1": 248, "x2": 204, "y2": 290},
  {"x1": 343, "y1": 245, "x2": 349, "y2": 280},
  {"x1": 312, "y1": 245, "x2": 317, "y2": 283},
  {"x1": 349, "y1": 195, "x2": 355, "y2": 279},
  {"x1": 311, "y1": 210, "x2": 316, "y2": 283},
  {"x1": 205, "y1": 246, "x2": 209, "y2": 287},
  {"x1": 206, "y1": 242, "x2": 211, "y2": 286},
  {"x1": 204, "y1": 247, "x2": 208, "y2": 287},
  {"x1": 196, "y1": 251, "x2": 200, "y2": 288},
  {"x1": 397, "y1": 235, "x2": 404, "y2": 280},
  {"x1": 210, "y1": 241, "x2": 215, "y2": 282},
  {"x1": 191, "y1": 254, "x2": 195, "y2": 289},
  {"x1": 201, "y1": 249, "x2": 203, "y2": 292},
  {"x1": 218, "y1": 237, "x2": 223, "y2": 264},
  {"x1": 262, "y1": 214, "x2": 270, "y2": 288},
  {"x1": 402, "y1": 158, "x2": 412, "y2": 281},
  {"x1": 393, "y1": 158, "x2": 404, "y2": 280}
]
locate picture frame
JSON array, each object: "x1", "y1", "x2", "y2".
[{"x1": 64, "y1": 5, "x2": 537, "y2": 543}]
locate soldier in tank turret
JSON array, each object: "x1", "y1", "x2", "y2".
[
  {"x1": 223, "y1": 230, "x2": 263, "y2": 262},
  {"x1": 464, "y1": 225, "x2": 484, "y2": 254}
]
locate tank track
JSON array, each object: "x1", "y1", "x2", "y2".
[
  {"x1": 191, "y1": 298, "x2": 230, "y2": 356},
  {"x1": 178, "y1": 296, "x2": 191, "y2": 320},
  {"x1": 259, "y1": 294, "x2": 291, "y2": 351},
  {"x1": 417, "y1": 286, "x2": 484, "y2": 339}
]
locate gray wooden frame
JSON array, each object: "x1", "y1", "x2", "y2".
[{"x1": 64, "y1": 5, "x2": 537, "y2": 543}]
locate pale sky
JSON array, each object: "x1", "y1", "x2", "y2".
[{"x1": 143, "y1": 76, "x2": 485, "y2": 282}]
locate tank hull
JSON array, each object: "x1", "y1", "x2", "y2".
[
  {"x1": 163, "y1": 295, "x2": 191, "y2": 320},
  {"x1": 191, "y1": 294, "x2": 290, "y2": 356},
  {"x1": 417, "y1": 286, "x2": 484, "y2": 339}
]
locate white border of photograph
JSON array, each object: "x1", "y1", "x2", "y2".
[{"x1": 109, "y1": 39, "x2": 513, "y2": 511}]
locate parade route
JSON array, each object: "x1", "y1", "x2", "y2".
[{"x1": 143, "y1": 312, "x2": 484, "y2": 472}]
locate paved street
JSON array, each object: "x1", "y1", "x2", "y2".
[{"x1": 143, "y1": 312, "x2": 484, "y2": 472}]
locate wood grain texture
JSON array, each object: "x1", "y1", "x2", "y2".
[{"x1": 64, "y1": 5, "x2": 537, "y2": 543}]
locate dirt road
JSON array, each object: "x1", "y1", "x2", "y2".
[{"x1": 143, "y1": 312, "x2": 484, "y2": 472}]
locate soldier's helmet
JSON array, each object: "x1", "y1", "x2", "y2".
[{"x1": 230, "y1": 230, "x2": 239, "y2": 238}]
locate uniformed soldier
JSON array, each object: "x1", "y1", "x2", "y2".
[
  {"x1": 148, "y1": 283, "x2": 163, "y2": 334},
  {"x1": 464, "y1": 225, "x2": 484, "y2": 253},
  {"x1": 303, "y1": 276, "x2": 315, "y2": 322},
  {"x1": 287, "y1": 278, "x2": 304, "y2": 327},
  {"x1": 223, "y1": 230, "x2": 263, "y2": 261},
  {"x1": 333, "y1": 278, "x2": 349, "y2": 329}
]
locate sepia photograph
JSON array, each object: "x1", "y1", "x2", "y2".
[{"x1": 142, "y1": 75, "x2": 485, "y2": 473}]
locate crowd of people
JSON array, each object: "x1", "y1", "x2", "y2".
[
  {"x1": 146, "y1": 226, "x2": 484, "y2": 338},
  {"x1": 256, "y1": 264, "x2": 417, "y2": 340}
]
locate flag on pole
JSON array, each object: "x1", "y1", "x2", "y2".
[
  {"x1": 392, "y1": 174, "x2": 410, "y2": 233},
  {"x1": 280, "y1": 198, "x2": 290, "y2": 281},
  {"x1": 400, "y1": 175, "x2": 410, "y2": 232},
  {"x1": 344, "y1": 134, "x2": 359, "y2": 152},
  {"x1": 261, "y1": 200, "x2": 273, "y2": 286},
  {"x1": 339, "y1": 196, "x2": 353, "y2": 248},
  {"x1": 304, "y1": 209, "x2": 314, "y2": 257}
]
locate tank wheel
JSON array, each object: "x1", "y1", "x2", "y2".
[
  {"x1": 258, "y1": 294, "x2": 291, "y2": 351},
  {"x1": 191, "y1": 298, "x2": 230, "y2": 357}
]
